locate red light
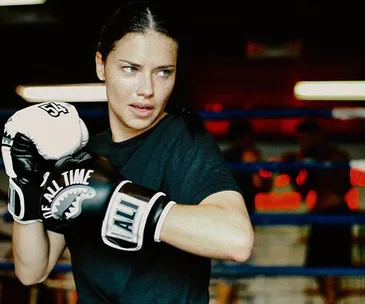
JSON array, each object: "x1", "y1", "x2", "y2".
[
  {"x1": 345, "y1": 188, "x2": 360, "y2": 210},
  {"x1": 274, "y1": 174, "x2": 290, "y2": 188},
  {"x1": 255, "y1": 192, "x2": 301, "y2": 211},
  {"x1": 204, "y1": 103, "x2": 223, "y2": 112},
  {"x1": 296, "y1": 169, "x2": 308, "y2": 186},
  {"x1": 204, "y1": 121, "x2": 229, "y2": 135},
  {"x1": 305, "y1": 190, "x2": 317, "y2": 209},
  {"x1": 211, "y1": 104, "x2": 223, "y2": 112},
  {"x1": 350, "y1": 168, "x2": 365, "y2": 187},
  {"x1": 258, "y1": 169, "x2": 272, "y2": 179}
]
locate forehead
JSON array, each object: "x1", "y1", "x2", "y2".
[{"x1": 111, "y1": 30, "x2": 178, "y2": 65}]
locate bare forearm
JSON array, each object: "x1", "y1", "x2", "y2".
[
  {"x1": 13, "y1": 222, "x2": 49, "y2": 274},
  {"x1": 160, "y1": 203, "x2": 253, "y2": 261},
  {"x1": 12, "y1": 222, "x2": 64, "y2": 284}
]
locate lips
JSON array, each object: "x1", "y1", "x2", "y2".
[{"x1": 129, "y1": 103, "x2": 154, "y2": 118}]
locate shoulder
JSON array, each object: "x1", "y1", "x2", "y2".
[
  {"x1": 317, "y1": 144, "x2": 349, "y2": 161},
  {"x1": 331, "y1": 146, "x2": 350, "y2": 161},
  {"x1": 166, "y1": 107, "x2": 218, "y2": 154},
  {"x1": 86, "y1": 129, "x2": 110, "y2": 151}
]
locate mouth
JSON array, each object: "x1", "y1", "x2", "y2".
[{"x1": 129, "y1": 103, "x2": 154, "y2": 118}]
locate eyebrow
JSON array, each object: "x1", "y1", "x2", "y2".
[{"x1": 118, "y1": 59, "x2": 175, "y2": 69}]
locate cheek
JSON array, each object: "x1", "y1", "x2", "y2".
[
  {"x1": 155, "y1": 80, "x2": 175, "y2": 104},
  {"x1": 107, "y1": 78, "x2": 134, "y2": 102}
]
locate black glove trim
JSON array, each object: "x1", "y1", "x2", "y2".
[
  {"x1": 8, "y1": 178, "x2": 41, "y2": 224},
  {"x1": 101, "y1": 180, "x2": 174, "y2": 251}
]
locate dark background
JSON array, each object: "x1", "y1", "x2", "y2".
[{"x1": 1, "y1": 0, "x2": 365, "y2": 140}]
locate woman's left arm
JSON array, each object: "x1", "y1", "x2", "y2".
[{"x1": 159, "y1": 190, "x2": 254, "y2": 262}]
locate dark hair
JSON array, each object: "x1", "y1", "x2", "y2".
[
  {"x1": 97, "y1": 1, "x2": 179, "y2": 61},
  {"x1": 96, "y1": 1, "x2": 191, "y2": 111},
  {"x1": 295, "y1": 119, "x2": 322, "y2": 134}
]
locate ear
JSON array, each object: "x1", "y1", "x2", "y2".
[{"x1": 95, "y1": 52, "x2": 105, "y2": 81}]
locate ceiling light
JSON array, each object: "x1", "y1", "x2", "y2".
[
  {"x1": 294, "y1": 81, "x2": 365, "y2": 100},
  {"x1": 0, "y1": 0, "x2": 46, "y2": 6},
  {"x1": 16, "y1": 83, "x2": 107, "y2": 103}
]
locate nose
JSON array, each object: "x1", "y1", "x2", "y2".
[{"x1": 137, "y1": 73, "x2": 154, "y2": 98}]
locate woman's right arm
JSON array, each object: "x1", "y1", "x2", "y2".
[{"x1": 12, "y1": 222, "x2": 66, "y2": 285}]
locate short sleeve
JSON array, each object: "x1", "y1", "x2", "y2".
[{"x1": 165, "y1": 127, "x2": 242, "y2": 205}]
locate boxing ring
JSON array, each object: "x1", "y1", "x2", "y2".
[{"x1": 1, "y1": 106, "x2": 365, "y2": 303}]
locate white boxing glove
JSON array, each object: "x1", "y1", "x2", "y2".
[
  {"x1": 1, "y1": 101, "x2": 89, "y2": 224},
  {"x1": 2, "y1": 101, "x2": 89, "y2": 177}
]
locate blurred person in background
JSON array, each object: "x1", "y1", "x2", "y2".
[
  {"x1": 223, "y1": 119, "x2": 273, "y2": 215},
  {"x1": 217, "y1": 119, "x2": 272, "y2": 304},
  {"x1": 281, "y1": 119, "x2": 353, "y2": 304}
]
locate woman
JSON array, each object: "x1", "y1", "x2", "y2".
[{"x1": 10, "y1": 1, "x2": 254, "y2": 303}]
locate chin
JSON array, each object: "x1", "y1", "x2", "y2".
[{"x1": 128, "y1": 118, "x2": 155, "y2": 131}]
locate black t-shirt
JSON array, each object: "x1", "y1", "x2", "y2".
[{"x1": 64, "y1": 111, "x2": 241, "y2": 304}]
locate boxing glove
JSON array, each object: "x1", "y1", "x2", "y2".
[
  {"x1": 40, "y1": 151, "x2": 176, "y2": 251},
  {"x1": 1, "y1": 101, "x2": 89, "y2": 223}
]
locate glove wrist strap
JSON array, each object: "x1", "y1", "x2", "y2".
[
  {"x1": 153, "y1": 200, "x2": 176, "y2": 242},
  {"x1": 8, "y1": 178, "x2": 41, "y2": 224}
]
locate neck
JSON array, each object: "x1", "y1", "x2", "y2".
[{"x1": 109, "y1": 111, "x2": 167, "y2": 143}]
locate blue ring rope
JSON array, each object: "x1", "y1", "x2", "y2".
[
  {"x1": 0, "y1": 261, "x2": 364, "y2": 277},
  {"x1": 211, "y1": 264, "x2": 365, "y2": 278},
  {"x1": 250, "y1": 213, "x2": 365, "y2": 225},
  {"x1": 3, "y1": 212, "x2": 365, "y2": 225},
  {"x1": 0, "y1": 160, "x2": 355, "y2": 171},
  {"x1": 227, "y1": 161, "x2": 351, "y2": 171}
]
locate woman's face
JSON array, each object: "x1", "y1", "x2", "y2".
[{"x1": 96, "y1": 30, "x2": 178, "y2": 141}]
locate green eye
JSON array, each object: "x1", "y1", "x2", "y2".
[
  {"x1": 158, "y1": 70, "x2": 171, "y2": 77},
  {"x1": 123, "y1": 66, "x2": 137, "y2": 73}
]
